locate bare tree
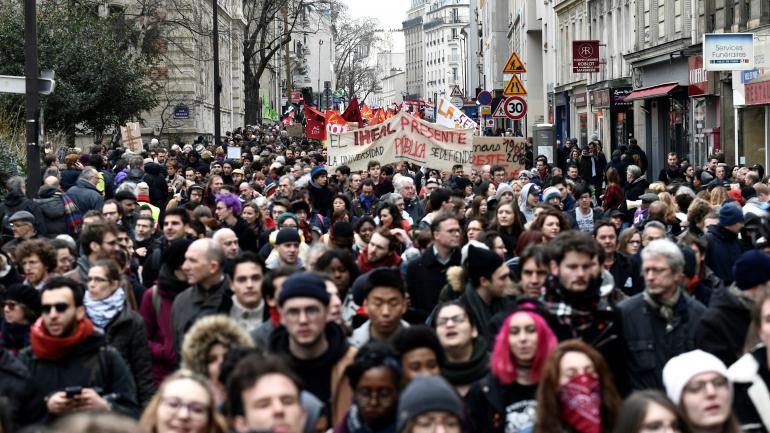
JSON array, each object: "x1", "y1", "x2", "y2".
[{"x1": 332, "y1": 16, "x2": 382, "y2": 102}]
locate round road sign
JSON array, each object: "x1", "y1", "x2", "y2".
[
  {"x1": 477, "y1": 90, "x2": 492, "y2": 105},
  {"x1": 504, "y1": 96, "x2": 527, "y2": 120},
  {"x1": 450, "y1": 96, "x2": 464, "y2": 107}
]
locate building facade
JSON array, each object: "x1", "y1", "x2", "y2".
[
  {"x1": 424, "y1": 0, "x2": 470, "y2": 100},
  {"x1": 404, "y1": 0, "x2": 429, "y2": 100}
]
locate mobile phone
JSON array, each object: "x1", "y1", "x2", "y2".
[{"x1": 64, "y1": 386, "x2": 83, "y2": 398}]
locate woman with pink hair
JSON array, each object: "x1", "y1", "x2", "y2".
[{"x1": 466, "y1": 305, "x2": 558, "y2": 433}]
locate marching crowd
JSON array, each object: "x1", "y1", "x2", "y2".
[{"x1": 0, "y1": 124, "x2": 769, "y2": 433}]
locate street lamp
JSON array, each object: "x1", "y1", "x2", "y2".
[{"x1": 317, "y1": 39, "x2": 324, "y2": 109}]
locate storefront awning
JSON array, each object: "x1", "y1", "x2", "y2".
[{"x1": 624, "y1": 83, "x2": 681, "y2": 101}]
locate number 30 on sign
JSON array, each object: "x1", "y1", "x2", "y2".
[{"x1": 504, "y1": 96, "x2": 527, "y2": 120}]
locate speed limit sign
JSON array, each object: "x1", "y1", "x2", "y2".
[{"x1": 503, "y1": 96, "x2": 527, "y2": 120}]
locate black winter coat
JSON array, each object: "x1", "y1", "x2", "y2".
[
  {"x1": 104, "y1": 301, "x2": 155, "y2": 407},
  {"x1": 405, "y1": 247, "x2": 462, "y2": 322},
  {"x1": 0, "y1": 348, "x2": 29, "y2": 428},
  {"x1": 143, "y1": 163, "x2": 169, "y2": 210},
  {"x1": 617, "y1": 292, "x2": 706, "y2": 392},
  {"x1": 34, "y1": 185, "x2": 68, "y2": 236},
  {"x1": 0, "y1": 191, "x2": 47, "y2": 241},
  {"x1": 702, "y1": 225, "x2": 745, "y2": 285},
  {"x1": 695, "y1": 286, "x2": 752, "y2": 367},
  {"x1": 18, "y1": 332, "x2": 139, "y2": 424},
  {"x1": 465, "y1": 374, "x2": 538, "y2": 433},
  {"x1": 624, "y1": 176, "x2": 649, "y2": 201},
  {"x1": 170, "y1": 277, "x2": 233, "y2": 356}
]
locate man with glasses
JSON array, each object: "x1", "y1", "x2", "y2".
[
  {"x1": 19, "y1": 276, "x2": 139, "y2": 423},
  {"x1": 268, "y1": 272, "x2": 355, "y2": 425},
  {"x1": 2, "y1": 211, "x2": 40, "y2": 256},
  {"x1": 406, "y1": 213, "x2": 462, "y2": 321},
  {"x1": 491, "y1": 165, "x2": 506, "y2": 186},
  {"x1": 63, "y1": 222, "x2": 119, "y2": 285},
  {"x1": 618, "y1": 239, "x2": 706, "y2": 391}
]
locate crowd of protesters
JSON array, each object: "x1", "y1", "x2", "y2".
[{"x1": 0, "y1": 123, "x2": 769, "y2": 433}]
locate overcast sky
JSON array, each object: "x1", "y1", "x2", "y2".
[{"x1": 341, "y1": 0, "x2": 409, "y2": 52}]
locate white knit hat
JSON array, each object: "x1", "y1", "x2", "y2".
[{"x1": 662, "y1": 349, "x2": 730, "y2": 404}]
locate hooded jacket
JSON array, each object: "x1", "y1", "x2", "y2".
[
  {"x1": 181, "y1": 315, "x2": 254, "y2": 377},
  {"x1": 66, "y1": 178, "x2": 104, "y2": 214},
  {"x1": 729, "y1": 346, "x2": 770, "y2": 433},
  {"x1": 269, "y1": 322, "x2": 356, "y2": 426},
  {"x1": 143, "y1": 162, "x2": 169, "y2": 209},
  {"x1": 34, "y1": 185, "x2": 68, "y2": 235},
  {"x1": 703, "y1": 224, "x2": 745, "y2": 285},
  {"x1": 518, "y1": 184, "x2": 537, "y2": 223}
]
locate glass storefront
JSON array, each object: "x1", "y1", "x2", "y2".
[{"x1": 740, "y1": 105, "x2": 767, "y2": 167}]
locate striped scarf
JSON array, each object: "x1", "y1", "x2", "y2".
[{"x1": 61, "y1": 192, "x2": 82, "y2": 236}]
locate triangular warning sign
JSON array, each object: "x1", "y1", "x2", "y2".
[
  {"x1": 450, "y1": 85, "x2": 463, "y2": 97},
  {"x1": 502, "y1": 52, "x2": 526, "y2": 74},
  {"x1": 492, "y1": 100, "x2": 507, "y2": 118},
  {"x1": 503, "y1": 75, "x2": 527, "y2": 96}
]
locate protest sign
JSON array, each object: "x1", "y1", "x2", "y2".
[
  {"x1": 435, "y1": 96, "x2": 478, "y2": 130},
  {"x1": 471, "y1": 137, "x2": 527, "y2": 178},
  {"x1": 286, "y1": 124, "x2": 303, "y2": 138},
  {"x1": 327, "y1": 111, "x2": 474, "y2": 172},
  {"x1": 120, "y1": 122, "x2": 143, "y2": 152}
]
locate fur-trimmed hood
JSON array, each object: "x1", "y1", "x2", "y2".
[
  {"x1": 181, "y1": 314, "x2": 254, "y2": 376},
  {"x1": 446, "y1": 266, "x2": 465, "y2": 293}
]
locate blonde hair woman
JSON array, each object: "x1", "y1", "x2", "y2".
[{"x1": 139, "y1": 370, "x2": 228, "y2": 433}]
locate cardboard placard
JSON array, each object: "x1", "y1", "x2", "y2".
[
  {"x1": 120, "y1": 122, "x2": 143, "y2": 152},
  {"x1": 286, "y1": 124, "x2": 303, "y2": 138},
  {"x1": 471, "y1": 137, "x2": 527, "y2": 178}
]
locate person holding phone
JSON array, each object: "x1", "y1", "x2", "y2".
[{"x1": 18, "y1": 276, "x2": 139, "y2": 424}]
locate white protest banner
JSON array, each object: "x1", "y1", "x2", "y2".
[
  {"x1": 435, "y1": 96, "x2": 478, "y2": 130},
  {"x1": 471, "y1": 137, "x2": 527, "y2": 178},
  {"x1": 327, "y1": 111, "x2": 474, "y2": 172}
]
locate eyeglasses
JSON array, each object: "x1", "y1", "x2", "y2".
[
  {"x1": 3, "y1": 300, "x2": 17, "y2": 310},
  {"x1": 41, "y1": 303, "x2": 70, "y2": 314},
  {"x1": 283, "y1": 305, "x2": 323, "y2": 321},
  {"x1": 161, "y1": 397, "x2": 209, "y2": 419},
  {"x1": 683, "y1": 375, "x2": 729, "y2": 394},
  {"x1": 356, "y1": 387, "x2": 396, "y2": 403},
  {"x1": 436, "y1": 314, "x2": 467, "y2": 327}
]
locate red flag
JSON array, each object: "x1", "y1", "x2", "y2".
[
  {"x1": 370, "y1": 108, "x2": 386, "y2": 126},
  {"x1": 342, "y1": 96, "x2": 363, "y2": 126},
  {"x1": 326, "y1": 110, "x2": 349, "y2": 135},
  {"x1": 360, "y1": 103, "x2": 374, "y2": 121},
  {"x1": 304, "y1": 105, "x2": 326, "y2": 141}
]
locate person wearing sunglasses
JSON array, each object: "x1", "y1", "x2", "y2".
[
  {"x1": 0, "y1": 283, "x2": 40, "y2": 354},
  {"x1": 19, "y1": 276, "x2": 139, "y2": 424}
]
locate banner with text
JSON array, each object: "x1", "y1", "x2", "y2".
[
  {"x1": 471, "y1": 137, "x2": 527, "y2": 178},
  {"x1": 328, "y1": 111, "x2": 474, "y2": 172},
  {"x1": 435, "y1": 96, "x2": 479, "y2": 130}
]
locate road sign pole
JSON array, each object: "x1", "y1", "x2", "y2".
[{"x1": 24, "y1": 0, "x2": 41, "y2": 198}]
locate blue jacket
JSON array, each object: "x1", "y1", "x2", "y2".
[{"x1": 66, "y1": 178, "x2": 104, "y2": 214}]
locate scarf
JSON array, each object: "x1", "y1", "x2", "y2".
[
  {"x1": 84, "y1": 288, "x2": 126, "y2": 331},
  {"x1": 643, "y1": 288, "x2": 682, "y2": 324},
  {"x1": 30, "y1": 317, "x2": 94, "y2": 360},
  {"x1": 359, "y1": 192, "x2": 376, "y2": 212},
  {"x1": 1, "y1": 321, "x2": 29, "y2": 352},
  {"x1": 441, "y1": 338, "x2": 489, "y2": 386},
  {"x1": 559, "y1": 373, "x2": 601, "y2": 433},
  {"x1": 345, "y1": 404, "x2": 397, "y2": 433},
  {"x1": 543, "y1": 276, "x2": 601, "y2": 337}
]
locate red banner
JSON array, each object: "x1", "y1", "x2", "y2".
[
  {"x1": 304, "y1": 105, "x2": 326, "y2": 140},
  {"x1": 745, "y1": 80, "x2": 770, "y2": 106}
]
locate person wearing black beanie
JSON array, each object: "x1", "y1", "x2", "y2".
[
  {"x1": 458, "y1": 244, "x2": 510, "y2": 343},
  {"x1": 0, "y1": 283, "x2": 39, "y2": 354}
]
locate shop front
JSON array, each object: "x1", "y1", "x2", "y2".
[
  {"x1": 741, "y1": 78, "x2": 770, "y2": 169},
  {"x1": 573, "y1": 88, "x2": 588, "y2": 147},
  {"x1": 688, "y1": 55, "x2": 720, "y2": 167},
  {"x1": 590, "y1": 81, "x2": 634, "y2": 153},
  {"x1": 554, "y1": 91, "x2": 570, "y2": 145}
]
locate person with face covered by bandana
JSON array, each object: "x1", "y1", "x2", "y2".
[{"x1": 532, "y1": 340, "x2": 622, "y2": 433}]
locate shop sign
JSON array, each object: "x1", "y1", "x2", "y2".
[
  {"x1": 688, "y1": 55, "x2": 715, "y2": 96},
  {"x1": 572, "y1": 41, "x2": 600, "y2": 73},
  {"x1": 590, "y1": 89, "x2": 610, "y2": 109},
  {"x1": 611, "y1": 87, "x2": 632, "y2": 108},
  {"x1": 745, "y1": 80, "x2": 770, "y2": 106},
  {"x1": 703, "y1": 33, "x2": 754, "y2": 71},
  {"x1": 574, "y1": 92, "x2": 587, "y2": 108}
]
